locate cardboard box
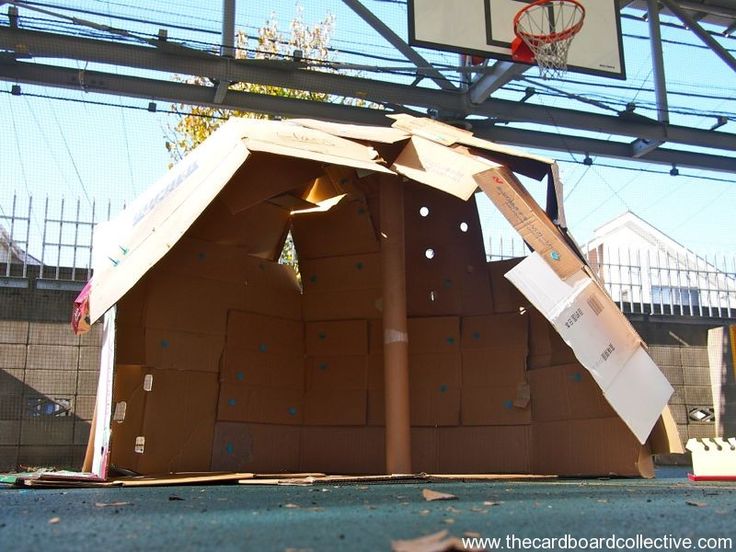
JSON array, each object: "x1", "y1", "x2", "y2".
[
  {"x1": 411, "y1": 427, "x2": 439, "y2": 473},
  {"x1": 109, "y1": 365, "x2": 218, "y2": 474},
  {"x1": 305, "y1": 320, "x2": 368, "y2": 356},
  {"x1": 115, "y1": 324, "x2": 146, "y2": 365},
  {"x1": 532, "y1": 418, "x2": 653, "y2": 477},
  {"x1": 461, "y1": 348, "x2": 527, "y2": 389},
  {"x1": 461, "y1": 385, "x2": 532, "y2": 426},
  {"x1": 300, "y1": 426, "x2": 385, "y2": 474},
  {"x1": 528, "y1": 309, "x2": 579, "y2": 369},
  {"x1": 528, "y1": 364, "x2": 616, "y2": 422},
  {"x1": 210, "y1": 422, "x2": 301, "y2": 473},
  {"x1": 460, "y1": 313, "x2": 528, "y2": 350},
  {"x1": 488, "y1": 258, "x2": 530, "y2": 314},
  {"x1": 188, "y1": 199, "x2": 290, "y2": 256},
  {"x1": 408, "y1": 317, "x2": 460, "y2": 354},
  {"x1": 227, "y1": 311, "x2": 303, "y2": 355},
  {"x1": 221, "y1": 348, "x2": 304, "y2": 389},
  {"x1": 438, "y1": 425, "x2": 532, "y2": 473},
  {"x1": 410, "y1": 353, "x2": 462, "y2": 427},
  {"x1": 145, "y1": 328, "x2": 225, "y2": 373},
  {"x1": 302, "y1": 288, "x2": 383, "y2": 321},
  {"x1": 292, "y1": 194, "x2": 380, "y2": 260},
  {"x1": 217, "y1": 384, "x2": 303, "y2": 425},
  {"x1": 145, "y1": 271, "x2": 247, "y2": 335},
  {"x1": 301, "y1": 253, "x2": 381, "y2": 292},
  {"x1": 304, "y1": 355, "x2": 368, "y2": 426}
]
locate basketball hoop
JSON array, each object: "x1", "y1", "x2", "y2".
[{"x1": 512, "y1": 0, "x2": 586, "y2": 79}]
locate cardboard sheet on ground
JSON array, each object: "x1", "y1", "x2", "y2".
[{"x1": 505, "y1": 252, "x2": 673, "y2": 443}]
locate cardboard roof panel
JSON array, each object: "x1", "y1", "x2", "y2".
[
  {"x1": 291, "y1": 118, "x2": 410, "y2": 144},
  {"x1": 392, "y1": 136, "x2": 495, "y2": 201},
  {"x1": 90, "y1": 120, "x2": 252, "y2": 323},
  {"x1": 388, "y1": 113, "x2": 555, "y2": 180}
]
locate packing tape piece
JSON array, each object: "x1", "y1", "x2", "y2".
[
  {"x1": 143, "y1": 374, "x2": 153, "y2": 392},
  {"x1": 113, "y1": 401, "x2": 127, "y2": 423},
  {"x1": 135, "y1": 436, "x2": 145, "y2": 454},
  {"x1": 384, "y1": 329, "x2": 409, "y2": 345}
]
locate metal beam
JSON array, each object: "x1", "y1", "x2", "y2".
[
  {"x1": 471, "y1": 124, "x2": 736, "y2": 172},
  {"x1": 3, "y1": 61, "x2": 735, "y2": 174},
  {"x1": 467, "y1": 61, "x2": 528, "y2": 104},
  {"x1": 647, "y1": 0, "x2": 669, "y2": 124},
  {"x1": 1, "y1": 28, "x2": 736, "y2": 155},
  {"x1": 660, "y1": 0, "x2": 736, "y2": 73},
  {"x1": 0, "y1": 61, "x2": 390, "y2": 124},
  {"x1": 340, "y1": 0, "x2": 456, "y2": 91}
]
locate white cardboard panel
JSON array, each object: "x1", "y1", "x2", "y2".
[{"x1": 506, "y1": 252, "x2": 672, "y2": 443}]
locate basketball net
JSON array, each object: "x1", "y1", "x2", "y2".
[{"x1": 512, "y1": 0, "x2": 585, "y2": 79}]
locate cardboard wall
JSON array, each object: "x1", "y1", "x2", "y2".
[{"x1": 108, "y1": 178, "x2": 652, "y2": 477}]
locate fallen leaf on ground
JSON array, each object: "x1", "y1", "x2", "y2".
[
  {"x1": 422, "y1": 489, "x2": 457, "y2": 502},
  {"x1": 686, "y1": 501, "x2": 707, "y2": 507},
  {"x1": 48, "y1": 517, "x2": 60, "y2": 525},
  {"x1": 95, "y1": 501, "x2": 131, "y2": 508},
  {"x1": 464, "y1": 532, "x2": 481, "y2": 538},
  {"x1": 283, "y1": 503, "x2": 300, "y2": 509},
  {"x1": 391, "y1": 530, "x2": 465, "y2": 552},
  {"x1": 483, "y1": 501, "x2": 502, "y2": 507},
  {"x1": 443, "y1": 518, "x2": 455, "y2": 525}
]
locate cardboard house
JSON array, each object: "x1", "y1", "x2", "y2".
[{"x1": 76, "y1": 115, "x2": 681, "y2": 480}]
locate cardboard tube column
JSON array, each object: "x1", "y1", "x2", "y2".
[{"x1": 380, "y1": 174, "x2": 412, "y2": 474}]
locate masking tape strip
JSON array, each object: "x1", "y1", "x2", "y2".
[{"x1": 384, "y1": 329, "x2": 408, "y2": 344}]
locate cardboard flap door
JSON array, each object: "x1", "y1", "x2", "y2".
[{"x1": 506, "y1": 252, "x2": 673, "y2": 444}]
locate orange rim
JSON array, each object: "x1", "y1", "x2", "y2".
[{"x1": 513, "y1": 0, "x2": 586, "y2": 45}]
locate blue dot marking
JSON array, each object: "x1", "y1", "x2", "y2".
[
  {"x1": 356, "y1": 262, "x2": 364, "y2": 270},
  {"x1": 236, "y1": 371, "x2": 245, "y2": 382},
  {"x1": 319, "y1": 362, "x2": 328, "y2": 371},
  {"x1": 570, "y1": 372, "x2": 583, "y2": 382},
  {"x1": 446, "y1": 336, "x2": 455, "y2": 345},
  {"x1": 472, "y1": 331, "x2": 481, "y2": 341},
  {"x1": 288, "y1": 407, "x2": 298, "y2": 416},
  {"x1": 160, "y1": 339, "x2": 170, "y2": 349},
  {"x1": 228, "y1": 398, "x2": 237, "y2": 407},
  {"x1": 225, "y1": 442, "x2": 234, "y2": 455},
  {"x1": 439, "y1": 384, "x2": 448, "y2": 393},
  {"x1": 443, "y1": 278, "x2": 453, "y2": 289},
  {"x1": 258, "y1": 343, "x2": 268, "y2": 353},
  {"x1": 309, "y1": 274, "x2": 318, "y2": 284},
  {"x1": 550, "y1": 251, "x2": 561, "y2": 261},
  {"x1": 318, "y1": 332, "x2": 327, "y2": 341},
  {"x1": 503, "y1": 400, "x2": 514, "y2": 409},
  {"x1": 196, "y1": 252, "x2": 207, "y2": 261}
]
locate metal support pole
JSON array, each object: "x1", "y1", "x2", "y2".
[
  {"x1": 380, "y1": 174, "x2": 412, "y2": 475},
  {"x1": 221, "y1": 0, "x2": 235, "y2": 58},
  {"x1": 647, "y1": 0, "x2": 669, "y2": 124}
]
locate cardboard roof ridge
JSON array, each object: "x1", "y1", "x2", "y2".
[{"x1": 387, "y1": 113, "x2": 556, "y2": 180}]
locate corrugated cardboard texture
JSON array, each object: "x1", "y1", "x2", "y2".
[
  {"x1": 488, "y1": 258, "x2": 531, "y2": 314},
  {"x1": 109, "y1": 365, "x2": 218, "y2": 474},
  {"x1": 409, "y1": 353, "x2": 462, "y2": 426},
  {"x1": 300, "y1": 426, "x2": 385, "y2": 474},
  {"x1": 187, "y1": 199, "x2": 289, "y2": 257},
  {"x1": 145, "y1": 328, "x2": 224, "y2": 373},
  {"x1": 532, "y1": 418, "x2": 653, "y2": 477},
  {"x1": 527, "y1": 308, "x2": 578, "y2": 369},
  {"x1": 408, "y1": 317, "x2": 460, "y2": 354},
  {"x1": 404, "y1": 184, "x2": 493, "y2": 317},
  {"x1": 529, "y1": 364, "x2": 616, "y2": 422},
  {"x1": 304, "y1": 356, "x2": 368, "y2": 426},
  {"x1": 292, "y1": 193, "x2": 379, "y2": 260},
  {"x1": 439, "y1": 426, "x2": 532, "y2": 473},
  {"x1": 305, "y1": 320, "x2": 368, "y2": 356},
  {"x1": 227, "y1": 311, "x2": 303, "y2": 355},
  {"x1": 211, "y1": 422, "x2": 301, "y2": 473}
]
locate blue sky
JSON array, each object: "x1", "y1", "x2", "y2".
[{"x1": 1, "y1": 0, "x2": 735, "y2": 262}]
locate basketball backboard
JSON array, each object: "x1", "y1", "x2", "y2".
[{"x1": 408, "y1": 0, "x2": 625, "y2": 79}]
